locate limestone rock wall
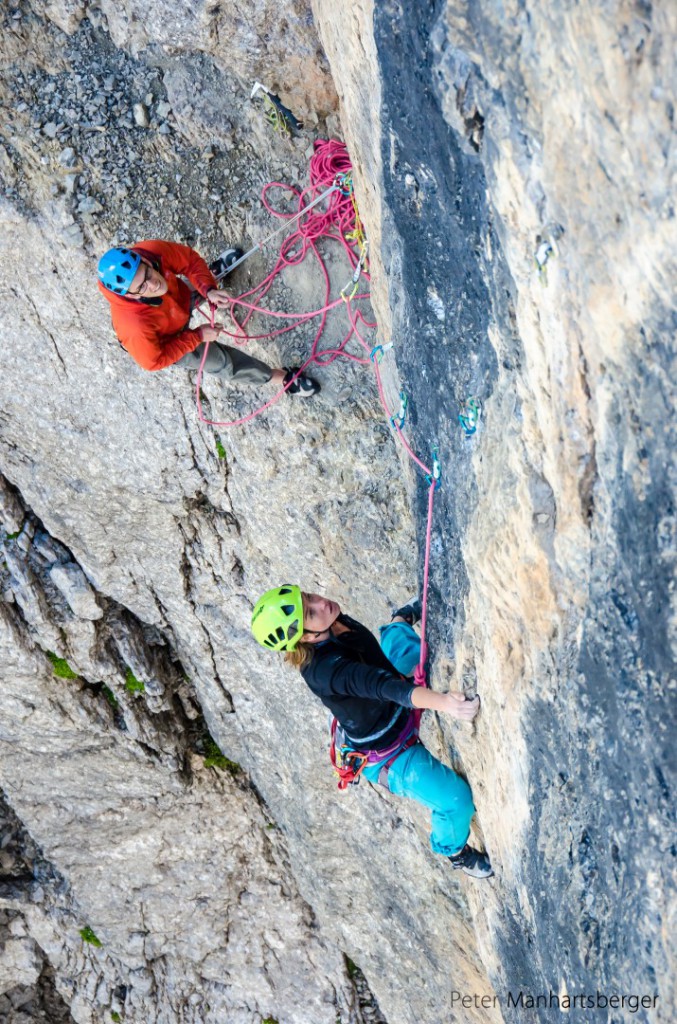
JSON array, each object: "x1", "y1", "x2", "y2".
[
  {"x1": 0, "y1": 795, "x2": 75, "y2": 1024},
  {"x1": 314, "y1": 0, "x2": 675, "y2": 1019},
  {"x1": 0, "y1": 483, "x2": 370, "y2": 1024},
  {"x1": 1, "y1": 1, "x2": 675, "y2": 1023},
  {"x1": 1, "y1": 2, "x2": 389, "y2": 1022}
]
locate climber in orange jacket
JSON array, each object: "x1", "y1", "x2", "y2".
[{"x1": 97, "y1": 240, "x2": 320, "y2": 395}]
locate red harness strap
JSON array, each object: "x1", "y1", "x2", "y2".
[{"x1": 330, "y1": 719, "x2": 370, "y2": 790}]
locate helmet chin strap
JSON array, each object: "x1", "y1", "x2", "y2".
[{"x1": 303, "y1": 612, "x2": 339, "y2": 642}]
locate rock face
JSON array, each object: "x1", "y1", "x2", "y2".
[
  {"x1": 1, "y1": 2, "x2": 675, "y2": 1024},
  {"x1": 0, "y1": 794, "x2": 83, "y2": 1024},
  {"x1": 314, "y1": 0, "x2": 676, "y2": 1019},
  {"x1": 0, "y1": 487, "x2": 370, "y2": 1024}
]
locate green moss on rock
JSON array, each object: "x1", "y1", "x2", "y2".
[
  {"x1": 124, "y1": 668, "x2": 145, "y2": 693},
  {"x1": 47, "y1": 651, "x2": 78, "y2": 679}
]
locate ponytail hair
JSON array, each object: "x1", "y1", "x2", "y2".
[{"x1": 284, "y1": 641, "x2": 315, "y2": 671}]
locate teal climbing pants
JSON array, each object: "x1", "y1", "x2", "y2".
[
  {"x1": 362, "y1": 742, "x2": 474, "y2": 856},
  {"x1": 379, "y1": 619, "x2": 422, "y2": 676},
  {"x1": 363, "y1": 617, "x2": 475, "y2": 856}
]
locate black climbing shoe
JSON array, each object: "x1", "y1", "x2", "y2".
[
  {"x1": 391, "y1": 598, "x2": 422, "y2": 626},
  {"x1": 449, "y1": 845, "x2": 494, "y2": 879},
  {"x1": 209, "y1": 247, "x2": 244, "y2": 279},
  {"x1": 283, "y1": 367, "x2": 321, "y2": 398}
]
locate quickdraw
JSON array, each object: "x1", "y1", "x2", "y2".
[
  {"x1": 459, "y1": 397, "x2": 481, "y2": 437},
  {"x1": 352, "y1": 239, "x2": 369, "y2": 284},
  {"x1": 341, "y1": 240, "x2": 370, "y2": 301},
  {"x1": 390, "y1": 391, "x2": 408, "y2": 430},
  {"x1": 251, "y1": 81, "x2": 303, "y2": 137},
  {"x1": 424, "y1": 446, "x2": 441, "y2": 490},
  {"x1": 370, "y1": 342, "x2": 394, "y2": 363},
  {"x1": 330, "y1": 719, "x2": 370, "y2": 790}
]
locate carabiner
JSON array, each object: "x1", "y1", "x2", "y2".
[
  {"x1": 390, "y1": 391, "x2": 408, "y2": 430},
  {"x1": 335, "y1": 172, "x2": 353, "y2": 196},
  {"x1": 425, "y1": 446, "x2": 441, "y2": 489},
  {"x1": 370, "y1": 342, "x2": 393, "y2": 364},
  {"x1": 459, "y1": 397, "x2": 480, "y2": 437},
  {"x1": 341, "y1": 281, "x2": 359, "y2": 303},
  {"x1": 351, "y1": 240, "x2": 369, "y2": 284}
]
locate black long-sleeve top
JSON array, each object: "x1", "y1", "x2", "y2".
[{"x1": 300, "y1": 613, "x2": 416, "y2": 750}]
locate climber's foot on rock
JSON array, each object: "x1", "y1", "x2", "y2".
[
  {"x1": 391, "y1": 598, "x2": 422, "y2": 625},
  {"x1": 449, "y1": 845, "x2": 494, "y2": 879},
  {"x1": 282, "y1": 367, "x2": 321, "y2": 398}
]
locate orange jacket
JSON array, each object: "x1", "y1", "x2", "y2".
[{"x1": 98, "y1": 240, "x2": 217, "y2": 371}]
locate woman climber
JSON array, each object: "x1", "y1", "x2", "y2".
[
  {"x1": 97, "y1": 240, "x2": 320, "y2": 395},
  {"x1": 251, "y1": 586, "x2": 493, "y2": 879}
]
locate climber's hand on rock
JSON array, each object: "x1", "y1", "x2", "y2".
[
  {"x1": 411, "y1": 687, "x2": 480, "y2": 720},
  {"x1": 206, "y1": 288, "x2": 231, "y2": 308},
  {"x1": 446, "y1": 692, "x2": 480, "y2": 720},
  {"x1": 198, "y1": 324, "x2": 225, "y2": 344},
  {"x1": 441, "y1": 691, "x2": 480, "y2": 721}
]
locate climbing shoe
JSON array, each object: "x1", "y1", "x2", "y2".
[
  {"x1": 391, "y1": 598, "x2": 422, "y2": 625},
  {"x1": 209, "y1": 247, "x2": 244, "y2": 279},
  {"x1": 283, "y1": 367, "x2": 321, "y2": 398},
  {"x1": 449, "y1": 845, "x2": 494, "y2": 879}
]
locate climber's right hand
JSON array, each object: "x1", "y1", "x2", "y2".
[
  {"x1": 198, "y1": 324, "x2": 225, "y2": 344},
  {"x1": 440, "y1": 691, "x2": 480, "y2": 721}
]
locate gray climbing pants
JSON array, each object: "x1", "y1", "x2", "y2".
[{"x1": 176, "y1": 343, "x2": 272, "y2": 385}]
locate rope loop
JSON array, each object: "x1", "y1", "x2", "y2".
[{"x1": 413, "y1": 663, "x2": 427, "y2": 687}]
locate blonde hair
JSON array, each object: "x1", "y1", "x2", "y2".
[{"x1": 284, "y1": 641, "x2": 315, "y2": 671}]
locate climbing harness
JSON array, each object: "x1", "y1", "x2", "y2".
[
  {"x1": 376, "y1": 732, "x2": 419, "y2": 790},
  {"x1": 329, "y1": 710, "x2": 421, "y2": 791},
  {"x1": 251, "y1": 82, "x2": 304, "y2": 137}
]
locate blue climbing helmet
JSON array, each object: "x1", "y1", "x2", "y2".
[{"x1": 97, "y1": 247, "x2": 141, "y2": 295}]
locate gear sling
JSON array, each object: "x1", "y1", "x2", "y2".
[{"x1": 329, "y1": 708, "x2": 422, "y2": 790}]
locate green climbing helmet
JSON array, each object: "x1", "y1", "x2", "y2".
[{"x1": 251, "y1": 584, "x2": 304, "y2": 651}]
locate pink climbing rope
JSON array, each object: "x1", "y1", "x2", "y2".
[
  {"x1": 194, "y1": 139, "x2": 437, "y2": 682},
  {"x1": 342, "y1": 296, "x2": 436, "y2": 687},
  {"x1": 414, "y1": 480, "x2": 436, "y2": 686},
  {"x1": 193, "y1": 139, "x2": 370, "y2": 428}
]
